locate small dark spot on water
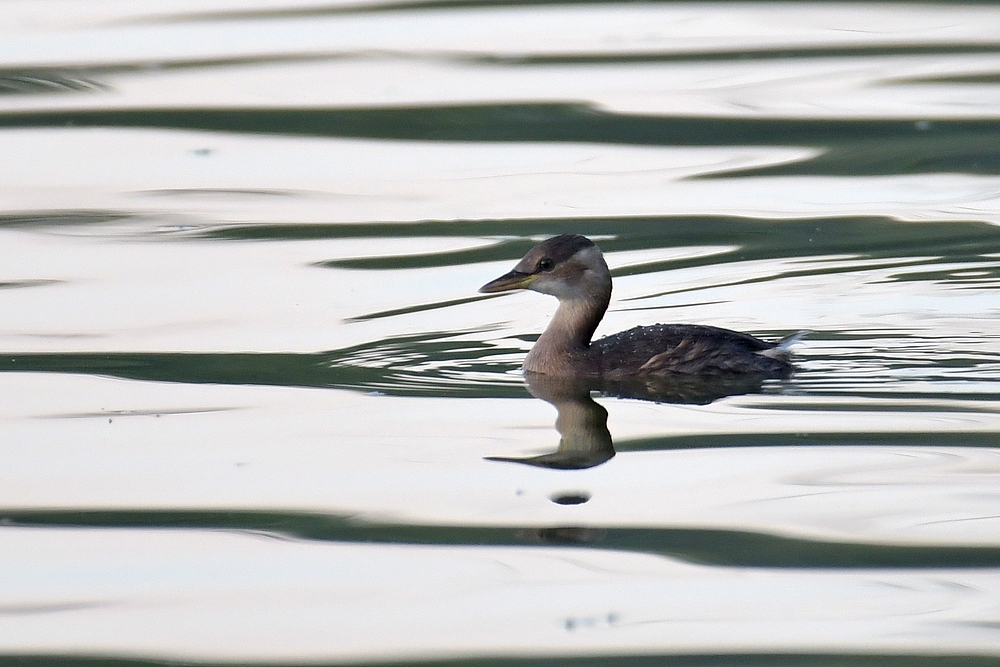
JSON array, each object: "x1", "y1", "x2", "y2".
[
  {"x1": 551, "y1": 492, "x2": 590, "y2": 505},
  {"x1": 192, "y1": 148, "x2": 213, "y2": 156},
  {"x1": 565, "y1": 612, "x2": 619, "y2": 631},
  {"x1": 108, "y1": 418, "x2": 112, "y2": 424}
]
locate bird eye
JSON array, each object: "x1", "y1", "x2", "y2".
[{"x1": 537, "y1": 258, "x2": 554, "y2": 272}]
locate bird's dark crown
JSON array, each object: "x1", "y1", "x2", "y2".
[{"x1": 517, "y1": 234, "x2": 596, "y2": 273}]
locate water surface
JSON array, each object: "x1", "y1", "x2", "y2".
[{"x1": 2, "y1": 1, "x2": 1000, "y2": 665}]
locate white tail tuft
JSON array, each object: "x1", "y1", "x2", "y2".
[{"x1": 759, "y1": 331, "x2": 807, "y2": 360}]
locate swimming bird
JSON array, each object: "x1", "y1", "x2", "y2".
[{"x1": 479, "y1": 234, "x2": 797, "y2": 378}]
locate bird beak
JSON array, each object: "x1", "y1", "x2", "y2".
[{"x1": 479, "y1": 269, "x2": 536, "y2": 293}]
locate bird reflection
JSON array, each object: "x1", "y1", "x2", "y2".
[
  {"x1": 486, "y1": 370, "x2": 776, "y2": 471},
  {"x1": 487, "y1": 373, "x2": 615, "y2": 470}
]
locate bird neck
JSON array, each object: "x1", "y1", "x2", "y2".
[
  {"x1": 549, "y1": 295, "x2": 608, "y2": 348},
  {"x1": 524, "y1": 291, "x2": 610, "y2": 374}
]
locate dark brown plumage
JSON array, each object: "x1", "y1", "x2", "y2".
[{"x1": 594, "y1": 324, "x2": 790, "y2": 377}]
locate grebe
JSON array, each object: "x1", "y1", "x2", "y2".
[{"x1": 480, "y1": 234, "x2": 797, "y2": 378}]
